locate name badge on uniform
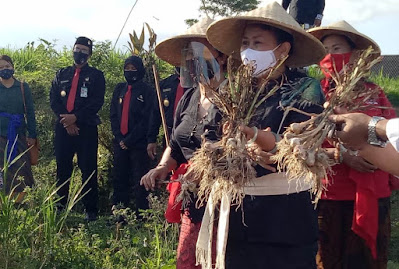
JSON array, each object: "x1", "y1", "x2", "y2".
[{"x1": 81, "y1": 86, "x2": 88, "y2": 98}]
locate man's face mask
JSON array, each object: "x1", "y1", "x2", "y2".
[
  {"x1": 0, "y1": 68, "x2": 14, "y2": 79},
  {"x1": 319, "y1": 52, "x2": 352, "y2": 79},
  {"x1": 124, "y1": 70, "x2": 139, "y2": 84},
  {"x1": 73, "y1": 51, "x2": 89, "y2": 65},
  {"x1": 240, "y1": 45, "x2": 279, "y2": 77},
  {"x1": 180, "y1": 41, "x2": 222, "y2": 88}
]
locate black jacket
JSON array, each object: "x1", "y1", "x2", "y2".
[
  {"x1": 50, "y1": 64, "x2": 105, "y2": 126},
  {"x1": 110, "y1": 80, "x2": 156, "y2": 149},
  {"x1": 282, "y1": 0, "x2": 325, "y2": 25},
  {"x1": 148, "y1": 73, "x2": 188, "y2": 143}
]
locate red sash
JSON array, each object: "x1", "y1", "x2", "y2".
[{"x1": 164, "y1": 163, "x2": 190, "y2": 223}]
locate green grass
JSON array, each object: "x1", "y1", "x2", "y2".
[{"x1": 371, "y1": 72, "x2": 399, "y2": 109}]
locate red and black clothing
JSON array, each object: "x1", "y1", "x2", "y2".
[
  {"x1": 110, "y1": 65, "x2": 156, "y2": 211},
  {"x1": 318, "y1": 80, "x2": 396, "y2": 268},
  {"x1": 168, "y1": 87, "x2": 221, "y2": 268},
  {"x1": 148, "y1": 74, "x2": 188, "y2": 144},
  {"x1": 170, "y1": 87, "x2": 221, "y2": 220},
  {"x1": 50, "y1": 63, "x2": 105, "y2": 214}
]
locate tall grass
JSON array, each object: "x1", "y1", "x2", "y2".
[{"x1": 0, "y1": 150, "x2": 86, "y2": 268}]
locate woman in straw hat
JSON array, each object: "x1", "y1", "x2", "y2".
[
  {"x1": 308, "y1": 21, "x2": 396, "y2": 269},
  {"x1": 203, "y1": 2, "x2": 326, "y2": 268},
  {"x1": 140, "y1": 17, "x2": 227, "y2": 268}
]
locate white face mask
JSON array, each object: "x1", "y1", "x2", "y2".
[{"x1": 240, "y1": 46, "x2": 279, "y2": 77}]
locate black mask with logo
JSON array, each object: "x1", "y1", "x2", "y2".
[
  {"x1": 73, "y1": 51, "x2": 89, "y2": 65},
  {"x1": 124, "y1": 70, "x2": 139, "y2": 84}
]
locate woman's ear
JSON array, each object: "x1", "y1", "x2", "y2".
[{"x1": 275, "y1": 42, "x2": 291, "y2": 60}]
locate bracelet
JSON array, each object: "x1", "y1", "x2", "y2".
[
  {"x1": 157, "y1": 163, "x2": 168, "y2": 168},
  {"x1": 316, "y1": 14, "x2": 323, "y2": 20},
  {"x1": 334, "y1": 145, "x2": 342, "y2": 163},
  {"x1": 268, "y1": 132, "x2": 281, "y2": 154},
  {"x1": 247, "y1": 127, "x2": 259, "y2": 145}
]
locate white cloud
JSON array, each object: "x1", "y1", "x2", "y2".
[{"x1": 323, "y1": 0, "x2": 399, "y2": 22}]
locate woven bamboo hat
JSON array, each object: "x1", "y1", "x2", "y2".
[
  {"x1": 308, "y1": 20, "x2": 380, "y2": 55},
  {"x1": 155, "y1": 17, "x2": 214, "y2": 66},
  {"x1": 206, "y1": 1, "x2": 325, "y2": 67}
]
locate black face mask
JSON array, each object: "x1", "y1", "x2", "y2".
[
  {"x1": 124, "y1": 70, "x2": 139, "y2": 84},
  {"x1": 0, "y1": 69, "x2": 14, "y2": 79},
  {"x1": 73, "y1": 51, "x2": 89, "y2": 65}
]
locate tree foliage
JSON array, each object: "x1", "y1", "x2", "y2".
[
  {"x1": 185, "y1": 19, "x2": 199, "y2": 27},
  {"x1": 185, "y1": 0, "x2": 260, "y2": 26},
  {"x1": 200, "y1": 0, "x2": 260, "y2": 17}
]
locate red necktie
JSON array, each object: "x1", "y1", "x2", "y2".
[
  {"x1": 173, "y1": 82, "x2": 184, "y2": 116},
  {"x1": 66, "y1": 68, "x2": 81, "y2": 112},
  {"x1": 120, "y1": 85, "x2": 132, "y2": 135}
]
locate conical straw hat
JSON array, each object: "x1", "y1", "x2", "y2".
[
  {"x1": 206, "y1": 1, "x2": 325, "y2": 67},
  {"x1": 155, "y1": 17, "x2": 214, "y2": 66},
  {"x1": 308, "y1": 20, "x2": 380, "y2": 55}
]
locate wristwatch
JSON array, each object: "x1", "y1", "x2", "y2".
[{"x1": 367, "y1": 116, "x2": 387, "y2": 147}]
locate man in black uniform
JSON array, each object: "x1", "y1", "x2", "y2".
[
  {"x1": 50, "y1": 37, "x2": 105, "y2": 221},
  {"x1": 282, "y1": 0, "x2": 325, "y2": 29},
  {"x1": 147, "y1": 67, "x2": 186, "y2": 158},
  {"x1": 110, "y1": 55, "x2": 156, "y2": 214}
]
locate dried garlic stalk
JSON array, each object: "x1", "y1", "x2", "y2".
[
  {"x1": 182, "y1": 56, "x2": 288, "y2": 208},
  {"x1": 272, "y1": 46, "x2": 382, "y2": 202}
]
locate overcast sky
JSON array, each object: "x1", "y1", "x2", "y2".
[{"x1": 1, "y1": 0, "x2": 398, "y2": 54}]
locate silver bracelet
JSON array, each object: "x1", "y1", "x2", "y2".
[
  {"x1": 268, "y1": 132, "x2": 281, "y2": 154},
  {"x1": 247, "y1": 127, "x2": 259, "y2": 145}
]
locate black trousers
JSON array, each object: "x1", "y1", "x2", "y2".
[
  {"x1": 226, "y1": 191, "x2": 318, "y2": 269},
  {"x1": 112, "y1": 141, "x2": 150, "y2": 211},
  {"x1": 55, "y1": 123, "x2": 98, "y2": 213}
]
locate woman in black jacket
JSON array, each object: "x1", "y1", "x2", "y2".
[{"x1": 110, "y1": 55, "x2": 156, "y2": 214}]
